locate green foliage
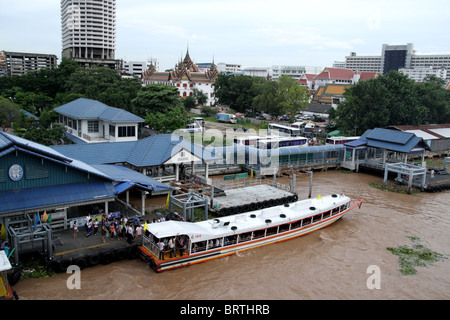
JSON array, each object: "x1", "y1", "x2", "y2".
[
  {"x1": 336, "y1": 71, "x2": 450, "y2": 135},
  {"x1": 0, "y1": 96, "x2": 21, "y2": 130},
  {"x1": 214, "y1": 74, "x2": 310, "y2": 116},
  {"x1": 145, "y1": 105, "x2": 190, "y2": 133},
  {"x1": 201, "y1": 105, "x2": 217, "y2": 117},
  {"x1": 182, "y1": 96, "x2": 197, "y2": 110},
  {"x1": 387, "y1": 236, "x2": 446, "y2": 275},
  {"x1": 132, "y1": 84, "x2": 183, "y2": 118}
]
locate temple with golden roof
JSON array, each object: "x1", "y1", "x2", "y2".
[{"x1": 142, "y1": 48, "x2": 219, "y2": 106}]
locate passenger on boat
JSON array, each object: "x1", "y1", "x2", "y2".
[
  {"x1": 157, "y1": 239, "x2": 165, "y2": 260},
  {"x1": 177, "y1": 236, "x2": 186, "y2": 257},
  {"x1": 168, "y1": 237, "x2": 176, "y2": 258}
]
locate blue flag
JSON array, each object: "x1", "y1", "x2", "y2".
[{"x1": 33, "y1": 213, "x2": 40, "y2": 229}]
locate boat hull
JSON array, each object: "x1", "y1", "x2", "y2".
[{"x1": 140, "y1": 201, "x2": 358, "y2": 273}]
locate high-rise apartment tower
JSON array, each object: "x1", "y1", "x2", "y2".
[{"x1": 61, "y1": 0, "x2": 121, "y2": 69}]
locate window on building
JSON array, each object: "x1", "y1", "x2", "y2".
[
  {"x1": 118, "y1": 126, "x2": 136, "y2": 138},
  {"x1": 109, "y1": 124, "x2": 115, "y2": 137},
  {"x1": 88, "y1": 120, "x2": 99, "y2": 133}
]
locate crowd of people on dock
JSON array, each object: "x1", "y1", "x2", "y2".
[{"x1": 73, "y1": 213, "x2": 164, "y2": 245}]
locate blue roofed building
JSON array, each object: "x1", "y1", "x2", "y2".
[
  {"x1": 0, "y1": 131, "x2": 172, "y2": 238},
  {"x1": 341, "y1": 128, "x2": 431, "y2": 171},
  {"x1": 53, "y1": 98, "x2": 145, "y2": 144},
  {"x1": 52, "y1": 133, "x2": 221, "y2": 181}
]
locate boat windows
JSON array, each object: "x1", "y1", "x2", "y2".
[
  {"x1": 302, "y1": 218, "x2": 311, "y2": 226},
  {"x1": 192, "y1": 241, "x2": 207, "y2": 253},
  {"x1": 279, "y1": 223, "x2": 290, "y2": 233},
  {"x1": 332, "y1": 207, "x2": 339, "y2": 215},
  {"x1": 224, "y1": 235, "x2": 237, "y2": 246},
  {"x1": 266, "y1": 227, "x2": 278, "y2": 236},
  {"x1": 252, "y1": 229, "x2": 265, "y2": 239},
  {"x1": 313, "y1": 214, "x2": 322, "y2": 223},
  {"x1": 291, "y1": 220, "x2": 302, "y2": 229},
  {"x1": 238, "y1": 232, "x2": 252, "y2": 243},
  {"x1": 323, "y1": 211, "x2": 331, "y2": 219}
]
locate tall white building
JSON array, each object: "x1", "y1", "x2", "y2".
[
  {"x1": 345, "y1": 43, "x2": 450, "y2": 81},
  {"x1": 61, "y1": 0, "x2": 121, "y2": 69}
]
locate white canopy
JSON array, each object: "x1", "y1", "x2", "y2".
[{"x1": 0, "y1": 251, "x2": 12, "y2": 272}]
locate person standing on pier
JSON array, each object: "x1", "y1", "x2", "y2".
[{"x1": 101, "y1": 220, "x2": 108, "y2": 243}]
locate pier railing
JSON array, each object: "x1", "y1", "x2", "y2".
[{"x1": 142, "y1": 235, "x2": 160, "y2": 257}]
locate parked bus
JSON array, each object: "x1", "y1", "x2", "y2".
[
  {"x1": 325, "y1": 136, "x2": 360, "y2": 145},
  {"x1": 257, "y1": 137, "x2": 309, "y2": 149},
  {"x1": 233, "y1": 136, "x2": 265, "y2": 147},
  {"x1": 268, "y1": 123, "x2": 302, "y2": 137}
]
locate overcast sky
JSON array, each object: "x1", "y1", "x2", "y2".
[{"x1": 1, "y1": 0, "x2": 450, "y2": 71}]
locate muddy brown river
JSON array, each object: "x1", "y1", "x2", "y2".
[{"x1": 13, "y1": 171, "x2": 450, "y2": 300}]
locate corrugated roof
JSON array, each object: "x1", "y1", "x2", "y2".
[
  {"x1": 0, "y1": 132, "x2": 114, "y2": 180},
  {"x1": 51, "y1": 134, "x2": 220, "y2": 168},
  {"x1": 54, "y1": 98, "x2": 144, "y2": 123},
  {"x1": 358, "y1": 128, "x2": 430, "y2": 153},
  {"x1": 91, "y1": 164, "x2": 172, "y2": 193},
  {"x1": 0, "y1": 181, "x2": 116, "y2": 214}
]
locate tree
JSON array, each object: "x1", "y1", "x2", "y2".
[
  {"x1": 336, "y1": 78, "x2": 390, "y2": 135},
  {"x1": 277, "y1": 75, "x2": 310, "y2": 116},
  {"x1": 0, "y1": 96, "x2": 21, "y2": 131},
  {"x1": 379, "y1": 71, "x2": 426, "y2": 126},
  {"x1": 335, "y1": 71, "x2": 441, "y2": 135},
  {"x1": 14, "y1": 91, "x2": 53, "y2": 117},
  {"x1": 252, "y1": 80, "x2": 281, "y2": 115},
  {"x1": 417, "y1": 75, "x2": 450, "y2": 124},
  {"x1": 145, "y1": 105, "x2": 190, "y2": 133},
  {"x1": 132, "y1": 84, "x2": 183, "y2": 118},
  {"x1": 182, "y1": 96, "x2": 197, "y2": 110},
  {"x1": 214, "y1": 74, "x2": 263, "y2": 112},
  {"x1": 192, "y1": 88, "x2": 208, "y2": 105}
]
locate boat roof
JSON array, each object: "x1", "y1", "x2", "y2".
[
  {"x1": 0, "y1": 251, "x2": 12, "y2": 272},
  {"x1": 146, "y1": 194, "x2": 350, "y2": 241}
]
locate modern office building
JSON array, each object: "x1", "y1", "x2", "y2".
[
  {"x1": 345, "y1": 43, "x2": 450, "y2": 81},
  {"x1": 0, "y1": 50, "x2": 57, "y2": 77},
  {"x1": 61, "y1": 0, "x2": 122, "y2": 69}
]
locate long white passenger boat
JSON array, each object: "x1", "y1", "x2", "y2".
[{"x1": 138, "y1": 194, "x2": 363, "y2": 272}]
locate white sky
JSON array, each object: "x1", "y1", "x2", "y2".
[{"x1": 1, "y1": 0, "x2": 450, "y2": 71}]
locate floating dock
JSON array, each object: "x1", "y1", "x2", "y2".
[
  {"x1": 212, "y1": 184, "x2": 297, "y2": 217},
  {"x1": 49, "y1": 229, "x2": 139, "y2": 272}
]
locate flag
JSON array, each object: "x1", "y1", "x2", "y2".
[
  {"x1": 318, "y1": 195, "x2": 322, "y2": 200},
  {"x1": 33, "y1": 213, "x2": 40, "y2": 229},
  {"x1": 165, "y1": 194, "x2": 170, "y2": 210},
  {"x1": 0, "y1": 223, "x2": 6, "y2": 240},
  {"x1": 251, "y1": 169, "x2": 253, "y2": 179},
  {"x1": 42, "y1": 211, "x2": 48, "y2": 223},
  {"x1": 47, "y1": 214, "x2": 52, "y2": 223},
  {"x1": 144, "y1": 221, "x2": 148, "y2": 231}
]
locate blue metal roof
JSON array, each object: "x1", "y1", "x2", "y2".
[
  {"x1": 0, "y1": 181, "x2": 116, "y2": 214},
  {"x1": 355, "y1": 128, "x2": 429, "y2": 153},
  {"x1": 54, "y1": 98, "x2": 144, "y2": 123},
  {"x1": 92, "y1": 164, "x2": 172, "y2": 193},
  {"x1": 52, "y1": 134, "x2": 220, "y2": 167},
  {"x1": 0, "y1": 132, "x2": 112, "y2": 180}
]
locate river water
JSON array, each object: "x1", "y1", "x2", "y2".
[{"x1": 13, "y1": 171, "x2": 450, "y2": 300}]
